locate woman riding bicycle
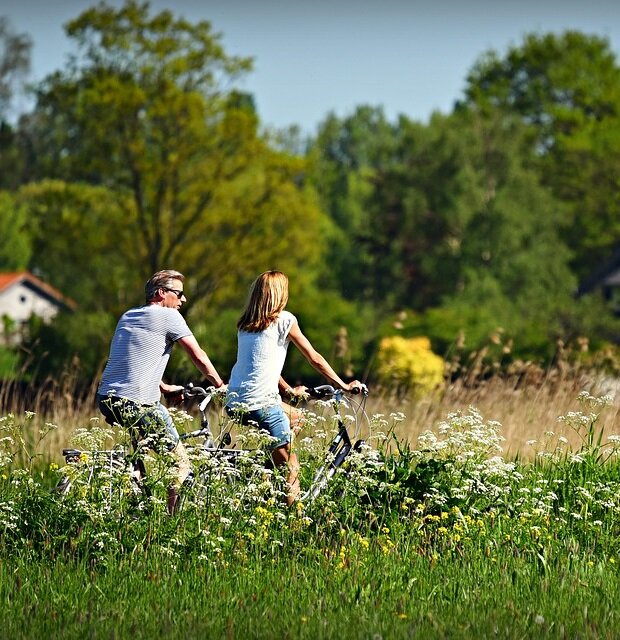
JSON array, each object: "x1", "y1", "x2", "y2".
[{"x1": 225, "y1": 270, "x2": 366, "y2": 506}]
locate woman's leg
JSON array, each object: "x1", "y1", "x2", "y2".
[
  {"x1": 271, "y1": 443, "x2": 300, "y2": 506},
  {"x1": 252, "y1": 405, "x2": 299, "y2": 506},
  {"x1": 281, "y1": 401, "x2": 306, "y2": 435}
]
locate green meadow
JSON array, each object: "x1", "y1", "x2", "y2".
[{"x1": 2, "y1": 385, "x2": 620, "y2": 638}]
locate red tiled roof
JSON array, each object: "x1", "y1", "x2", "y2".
[{"x1": 0, "y1": 271, "x2": 77, "y2": 310}]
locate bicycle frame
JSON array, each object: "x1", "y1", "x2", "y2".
[{"x1": 300, "y1": 385, "x2": 368, "y2": 503}]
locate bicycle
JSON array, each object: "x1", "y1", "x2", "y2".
[
  {"x1": 55, "y1": 383, "x2": 371, "y2": 512},
  {"x1": 177, "y1": 384, "x2": 276, "y2": 511},
  {"x1": 300, "y1": 384, "x2": 369, "y2": 502},
  {"x1": 54, "y1": 387, "x2": 217, "y2": 510},
  {"x1": 179, "y1": 382, "x2": 371, "y2": 506},
  {"x1": 54, "y1": 446, "x2": 148, "y2": 511}
]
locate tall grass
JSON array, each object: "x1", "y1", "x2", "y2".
[{"x1": 2, "y1": 352, "x2": 618, "y2": 465}]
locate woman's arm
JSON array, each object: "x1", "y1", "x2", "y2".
[
  {"x1": 288, "y1": 321, "x2": 365, "y2": 392},
  {"x1": 278, "y1": 376, "x2": 308, "y2": 400}
]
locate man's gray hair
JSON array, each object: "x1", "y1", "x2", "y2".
[{"x1": 145, "y1": 270, "x2": 185, "y2": 303}]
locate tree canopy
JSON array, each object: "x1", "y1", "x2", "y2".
[{"x1": 1, "y1": 10, "x2": 620, "y2": 384}]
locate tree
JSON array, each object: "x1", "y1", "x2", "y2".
[
  {"x1": 463, "y1": 31, "x2": 620, "y2": 277},
  {"x1": 307, "y1": 106, "x2": 399, "y2": 300},
  {"x1": 0, "y1": 190, "x2": 31, "y2": 270},
  {"x1": 25, "y1": 2, "x2": 256, "y2": 278},
  {"x1": 17, "y1": 180, "x2": 133, "y2": 312},
  {"x1": 11, "y1": 2, "x2": 333, "y2": 381},
  {"x1": 0, "y1": 16, "x2": 31, "y2": 121},
  {"x1": 0, "y1": 18, "x2": 31, "y2": 189},
  {"x1": 22, "y1": 1, "x2": 329, "y2": 311}
]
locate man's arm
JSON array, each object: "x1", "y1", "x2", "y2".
[{"x1": 177, "y1": 335, "x2": 226, "y2": 388}]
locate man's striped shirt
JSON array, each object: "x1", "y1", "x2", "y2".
[{"x1": 98, "y1": 305, "x2": 192, "y2": 404}]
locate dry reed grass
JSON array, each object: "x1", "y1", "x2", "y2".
[
  {"x1": 2, "y1": 348, "x2": 619, "y2": 463},
  {"x1": 371, "y1": 365, "x2": 620, "y2": 458}
]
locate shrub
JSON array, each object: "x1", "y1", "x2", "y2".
[{"x1": 375, "y1": 335, "x2": 444, "y2": 396}]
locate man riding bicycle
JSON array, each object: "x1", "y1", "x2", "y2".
[{"x1": 97, "y1": 269, "x2": 226, "y2": 514}]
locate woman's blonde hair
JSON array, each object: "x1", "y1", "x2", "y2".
[{"x1": 237, "y1": 271, "x2": 289, "y2": 332}]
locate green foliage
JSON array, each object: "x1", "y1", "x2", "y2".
[
  {"x1": 23, "y1": 311, "x2": 116, "y2": 384},
  {"x1": 463, "y1": 31, "x2": 620, "y2": 277},
  {"x1": 0, "y1": 190, "x2": 31, "y2": 269},
  {"x1": 17, "y1": 180, "x2": 136, "y2": 312},
  {"x1": 0, "y1": 345, "x2": 19, "y2": 379},
  {"x1": 0, "y1": 16, "x2": 31, "y2": 120}
]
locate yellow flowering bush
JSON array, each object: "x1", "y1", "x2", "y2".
[{"x1": 375, "y1": 336, "x2": 445, "y2": 397}]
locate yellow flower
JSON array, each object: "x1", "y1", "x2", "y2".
[{"x1": 357, "y1": 535, "x2": 370, "y2": 550}]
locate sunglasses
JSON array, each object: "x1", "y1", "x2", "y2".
[{"x1": 163, "y1": 287, "x2": 185, "y2": 299}]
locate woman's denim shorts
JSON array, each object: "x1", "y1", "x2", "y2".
[{"x1": 226, "y1": 403, "x2": 291, "y2": 449}]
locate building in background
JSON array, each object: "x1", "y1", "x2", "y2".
[{"x1": 0, "y1": 271, "x2": 76, "y2": 345}]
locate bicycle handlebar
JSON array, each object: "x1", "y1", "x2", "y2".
[
  {"x1": 308, "y1": 384, "x2": 368, "y2": 399},
  {"x1": 183, "y1": 383, "x2": 220, "y2": 398},
  {"x1": 182, "y1": 382, "x2": 368, "y2": 401}
]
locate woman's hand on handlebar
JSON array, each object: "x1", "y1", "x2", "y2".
[
  {"x1": 291, "y1": 385, "x2": 309, "y2": 399},
  {"x1": 284, "y1": 385, "x2": 309, "y2": 402},
  {"x1": 345, "y1": 380, "x2": 368, "y2": 395}
]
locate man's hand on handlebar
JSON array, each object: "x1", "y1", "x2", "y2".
[{"x1": 162, "y1": 384, "x2": 185, "y2": 406}]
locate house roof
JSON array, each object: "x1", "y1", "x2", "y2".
[
  {"x1": 0, "y1": 271, "x2": 77, "y2": 311},
  {"x1": 576, "y1": 246, "x2": 620, "y2": 296}
]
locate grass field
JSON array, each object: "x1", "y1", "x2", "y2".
[{"x1": 1, "y1": 370, "x2": 620, "y2": 638}]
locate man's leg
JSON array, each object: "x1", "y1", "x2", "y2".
[{"x1": 152, "y1": 403, "x2": 191, "y2": 514}]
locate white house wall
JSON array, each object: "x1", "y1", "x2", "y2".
[{"x1": 0, "y1": 282, "x2": 60, "y2": 323}]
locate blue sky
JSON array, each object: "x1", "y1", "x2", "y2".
[{"x1": 2, "y1": 0, "x2": 619, "y2": 134}]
